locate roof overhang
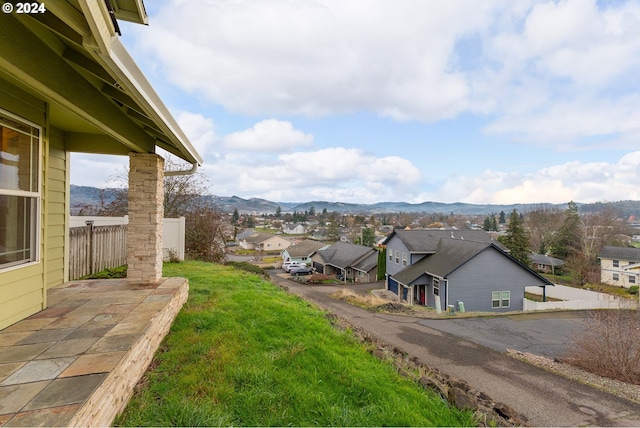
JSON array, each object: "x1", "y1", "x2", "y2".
[{"x1": 0, "y1": 0, "x2": 201, "y2": 166}]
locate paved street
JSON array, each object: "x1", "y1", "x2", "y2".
[
  {"x1": 418, "y1": 311, "x2": 588, "y2": 358},
  {"x1": 269, "y1": 271, "x2": 640, "y2": 427}
]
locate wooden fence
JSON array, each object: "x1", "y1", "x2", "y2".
[{"x1": 69, "y1": 223, "x2": 127, "y2": 279}]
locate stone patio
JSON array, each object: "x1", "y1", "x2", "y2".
[{"x1": 0, "y1": 277, "x2": 188, "y2": 427}]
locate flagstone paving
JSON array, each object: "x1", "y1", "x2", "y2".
[{"x1": 0, "y1": 277, "x2": 188, "y2": 427}]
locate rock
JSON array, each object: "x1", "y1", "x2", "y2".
[
  {"x1": 448, "y1": 387, "x2": 478, "y2": 410},
  {"x1": 494, "y1": 402, "x2": 528, "y2": 423},
  {"x1": 419, "y1": 376, "x2": 447, "y2": 400}
]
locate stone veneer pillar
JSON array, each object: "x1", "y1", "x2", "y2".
[{"x1": 127, "y1": 153, "x2": 164, "y2": 283}]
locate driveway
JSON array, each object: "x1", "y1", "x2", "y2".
[
  {"x1": 268, "y1": 272, "x2": 640, "y2": 427},
  {"x1": 419, "y1": 311, "x2": 588, "y2": 358}
]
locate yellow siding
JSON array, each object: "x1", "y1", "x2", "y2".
[
  {"x1": 46, "y1": 128, "x2": 67, "y2": 290},
  {"x1": 0, "y1": 78, "x2": 47, "y2": 330},
  {"x1": 0, "y1": 265, "x2": 44, "y2": 329}
]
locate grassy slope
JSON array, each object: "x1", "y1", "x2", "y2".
[{"x1": 116, "y1": 261, "x2": 474, "y2": 427}]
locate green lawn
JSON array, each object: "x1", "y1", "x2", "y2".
[{"x1": 116, "y1": 261, "x2": 474, "y2": 427}]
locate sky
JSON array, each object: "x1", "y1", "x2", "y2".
[{"x1": 70, "y1": 0, "x2": 640, "y2": 205}]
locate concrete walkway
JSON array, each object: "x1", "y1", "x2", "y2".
[{"x1": 270, "y1": 273, "x2": 640, "y2": 427}]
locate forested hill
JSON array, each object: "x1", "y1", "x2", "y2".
[{"x1": 70, "y1": 185, "x2": 640, "y2": 217}]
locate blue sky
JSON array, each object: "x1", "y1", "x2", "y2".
[{"x1": 71, "y1": 0, "x2": 640, "y2": 204}]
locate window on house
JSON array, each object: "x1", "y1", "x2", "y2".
[
  {"x1": 492, "y1": 291, "x2": 510, "y2": 308},
  {"x1": 613, "y1": 259, "x2": 619, "y2": 267},
  {"x1": 395, "y1": 250, "x2": 399, "y2": 264},
  {"x1": 630, "y1": 275, "x2": 636, "y2": 284},
  {"x1": 0, "y1": 110, "x2": 40, "y2": 270},
  {"x1": 402, "y1": 252, "x2": 407, "y2": 267},
  {"x1": 613, "y1": 273, "x2": 619, "y2": 281},
  {"x1": 388, "y1": 249, "x2": 392, "y2": 261},
  {"x1": 433, "y1": 279, "x2": 439, "y2": 296}
]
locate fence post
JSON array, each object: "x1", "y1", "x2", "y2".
[{"x1": 85, "y1": 220, "x2": 94, "y2": 275}]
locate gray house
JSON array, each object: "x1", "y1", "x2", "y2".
[
  {"x1": 312, "y1": 241, "x2": 379, "y2": 283},
  {"x1": 384, "y1": 230, "x2": 552, "y2": 312}
]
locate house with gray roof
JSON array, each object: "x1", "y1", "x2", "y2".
[
  {"x1": 530, "y1": 253, "x2": 566, "y2": 275},
  {"x1": 281, "y1": 240, "x2": 329, "y2": 266},
  {"x1": 598, "y1": 245, "x2": 640, "y2": 288},
  {"x1": 384, "y1": 230, "x2": 552, "y2": 312},
  {"x1": 311, "y1": 241, "x2": 379, "y2": 283}
]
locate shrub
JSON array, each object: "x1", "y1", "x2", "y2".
[
  {"x1": 629, "y1": 285, "x2": 639, "y2": 295},
  {"x1": 562, "y1": 310, "x2": 640, "y2": 385}
]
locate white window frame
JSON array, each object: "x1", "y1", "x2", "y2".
[
  {"x1": 402, "y1": 252, "x2": 408, "y2": 267},
  {"x1": 629, "y1": 275, "x2": 636, "y2": 284},
  {"x1": 613, "y1": 273, "x2": 619, "y2": 282},
  {"x1": 0, "y1": 109, "x2": 41, "y2": 271},
  {"x1": 395, "y1": 250, "x2": 399, "y2": 264},
  {"x1": 433, "y1": 279, "x2": 439, "y2": 296},
  {"x1": 388, "y1": 249, "x2": 393, "y2": 261},
  {"x1": 491, "y1": 291, "x2": 510, "y2": 308},
  {"x1": 613, "y1": 259, "x2": 619, "y2": 268}
]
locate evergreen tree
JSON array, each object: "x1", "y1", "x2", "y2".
[
  {"x1": 499, "y1": 210, "x2": 506, "y2": 224},
  {"x1": 553, "y1": 201, "x2": 581, "y2": 259},
  {"x1": 275, "y1": 206, "x2": 282, "y2": 218},
  {"x1": 483, "y1": 216, "x2": 492, "y2": 231},
  {"x1": 361, "y1": 227, "x2": 375, "y2": 247},
  {"x1": 377, "y1": 248, "x2": 386, "y2": 281},
  {"x1": 232, "y1": 208, "x2": 240, "y2": 223},
  {"x1": 500, "y1": 209, "x2": 531, "y2": 265}
]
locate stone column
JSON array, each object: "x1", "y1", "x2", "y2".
[{"x1": 127, "y1": 153, "x2": 164, "y2": 283}]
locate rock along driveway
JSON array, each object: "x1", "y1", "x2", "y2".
[{"x1": 269, "y1": 272, "x2": 640, "y2": 427}]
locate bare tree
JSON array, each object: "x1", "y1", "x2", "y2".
[
  {"x1": 525, "y1": 207, "x2": 563, "y2": 255},
  {"x1": 97, "y1": 155, "x2": 225, "y2": 263}
]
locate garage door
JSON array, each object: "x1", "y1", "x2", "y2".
[{"x1": 388, "y1": 277, "x2": 399, "y2": 295}]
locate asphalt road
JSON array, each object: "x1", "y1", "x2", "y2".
[
  {"x1": 268, "y1": 271, "x2": 640, "y2": 427},
  {"x1": 418, "y1": 311, "x2": 588, "y2": 358}
]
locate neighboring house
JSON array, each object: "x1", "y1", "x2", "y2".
[
  {"x1": 530, "y1": 253, "x2": 565, "y2": 275},
  {"x1": 281, "y1": 239, "x2": 329, "y2": 266},
  {"x1": 240, "y1": 232, "x2": 291, "y2": 252},
  {"x1": 598, "y1": 246, "x2": 640, "y2": 288},
  {"x1": 236, "y1": 229, "x2": 257, "y2": 242},
  {"x1": 0, "y1": 2, "x2": 202, "y2": 329},
  {"x1": 283, "y1": 223, "x2": 308, "y2": 235},
  {"x1": 383, "y1": 230, "x2": 552, "y2": 312},
  {"x1": 311, "y1": 241, "x2": 379, "y2": 283}
]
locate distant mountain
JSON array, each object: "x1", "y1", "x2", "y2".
[{"x1": 70, "y1": 185, "x2": 640, "y2": 217}]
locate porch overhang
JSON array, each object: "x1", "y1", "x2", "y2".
[{"x1": 0, "y1": 0, "x2": 202, "y2": 165}]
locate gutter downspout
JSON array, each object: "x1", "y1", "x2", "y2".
[{"x1": 165, "y1": 162, "x2": 198, "y2": 177}]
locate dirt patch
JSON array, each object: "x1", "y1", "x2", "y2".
[{"x1": 374, "y1": 302, "x2": 422, "y2": 315}]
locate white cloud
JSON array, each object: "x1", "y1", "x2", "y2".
[
  {"x1": 201, "y1": 147, "x2": 422, "y2": 203},
  {"x1": 69, "y1": 154, "x2": 128, "y2": 188},
  {"x1": 222, "y1": 119, "x2": 313, "y2": 152},
  {"x1": 478, "y1": 0, "x2": 640, "y2": 145},
  {"x1": 129, "y1": 0, "x2": 497, "y2": 121},
  {"x1": 175, "y1": 111, "x2": 218, "y2": 158},
  {"x1": 426, "y1": 151, "x2": 640, "y2": 204}
]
